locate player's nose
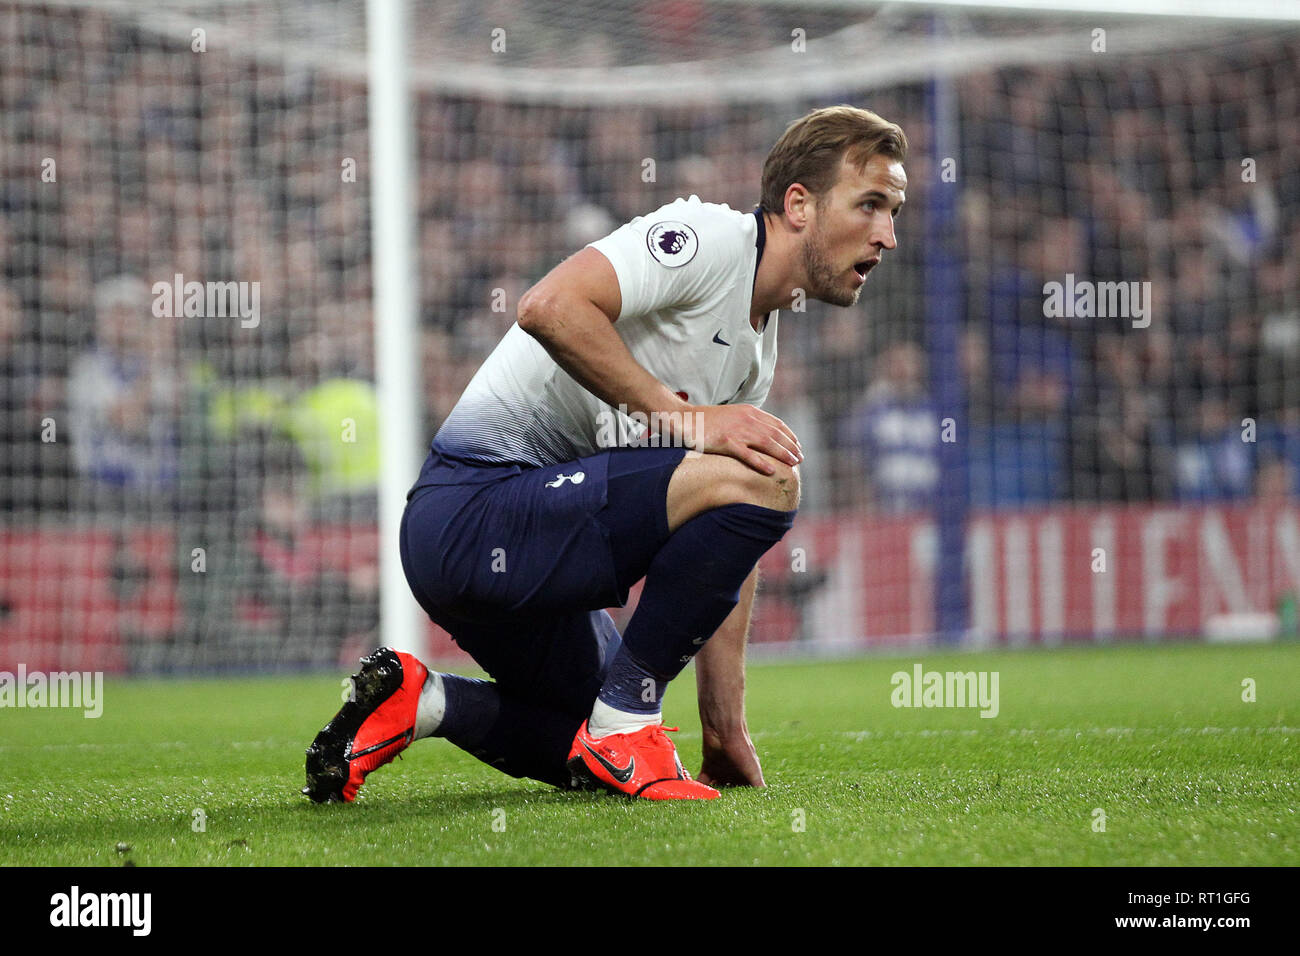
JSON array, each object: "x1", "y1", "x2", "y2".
[{"x1": 873, "y1": 214, "x2": 897, "y2": 251}]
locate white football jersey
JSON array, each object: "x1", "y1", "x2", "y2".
[{"x1": 434, "y1": 196, "x2": 779, "y2": 467}]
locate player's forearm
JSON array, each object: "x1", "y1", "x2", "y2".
[
  {"x1": 695, "y1": 566, "x2": 759, "y2": 735},
  {"x1": 517, "y1": 292, "x2": 683, "y2": 421}
]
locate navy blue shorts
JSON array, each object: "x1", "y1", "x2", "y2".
[{"x1": 400, "y1": 443, "x2": 687, "y2": 716}]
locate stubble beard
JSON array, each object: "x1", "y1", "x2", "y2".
[{"x1": 801, "y1": 224, "x2": 861, "y2": 308}]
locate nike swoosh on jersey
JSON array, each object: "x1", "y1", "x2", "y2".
[
  {"x1": 582, "y1": 741, "x2": 635, "y2": 784},
  {"x1": 712, "y1": 330, "x2": 731, "y2": 346}
]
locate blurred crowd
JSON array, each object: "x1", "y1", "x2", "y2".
[{"x1": 0, "y1": 7, "x2": 1296, "y2": 566}]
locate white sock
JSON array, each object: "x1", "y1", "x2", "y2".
[
  {"x1": 413, "y1": 672, "x2": 446, "y2": 740},
  {"x1": 587, "y1": 697, "x2": 660, "y2": 737}
]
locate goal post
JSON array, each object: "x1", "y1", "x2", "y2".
[{"x1": 366, "y1": 0, "x2": 424, "y2": 658}]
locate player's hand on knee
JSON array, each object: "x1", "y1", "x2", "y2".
[{"x1": 687, "y1": 403, "x2": 802, "y2": 476}]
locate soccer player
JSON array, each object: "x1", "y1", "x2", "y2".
[{"x1": 304, "y1": 105, "x2": 907, "y2": 802}]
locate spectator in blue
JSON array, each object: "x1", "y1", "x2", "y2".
[
  {"x1": 986, "y1": 219, "x2": 1079, "y2": 423},
  {"x1": 1172, "y1": 395, "x2": 1254, "y2": 502},
  {"x1": 839, "y1": 341, "x2": 940, "y2": 514},
  {"x1": 67, "y1": 276, "x2": 182, "y2": 513}
]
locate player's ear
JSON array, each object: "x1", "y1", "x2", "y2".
[{"x1": 784, "y1": 183, "x2": 812, "y2": 229}]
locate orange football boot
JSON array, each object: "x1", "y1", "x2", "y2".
[
  {"x1": 567, "y1": 720, "x2": 720, "y2": 800},
  {"x1": 303, "y1": 647, "x2": 429, "y2": 803}
]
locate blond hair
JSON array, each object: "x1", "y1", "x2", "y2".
[{"x1": 760, "y1": 105, "x2": 907, "y2": 213}]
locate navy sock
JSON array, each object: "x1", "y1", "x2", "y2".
[
  {"x1": 596, "y1": 645, "x2": 670, "y2": 714},
  {"x1": 435, "y1": 673, "x2": 500, "y2": 746},
  {"x1": 434, "y1": 674, "x2": 582, "y2": 789},
  {"x1": 597, "y1": 502, "x2": 796, "y2": 714}
]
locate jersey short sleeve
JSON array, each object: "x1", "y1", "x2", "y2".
[{"x1": 586, "y1": 196, "x2": 741, "y2": 320}]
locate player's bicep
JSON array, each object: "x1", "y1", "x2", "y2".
[{"x1": 519, "y1": 246, "x2": 622, "y2": 326}]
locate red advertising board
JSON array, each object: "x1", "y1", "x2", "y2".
[{"x1": 3, "y1": 503, "x2": 1294, "y2": 670}]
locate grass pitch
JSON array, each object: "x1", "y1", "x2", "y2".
[{"x1": 1, "y1": 642, "x2": 1295, "y2": 866}]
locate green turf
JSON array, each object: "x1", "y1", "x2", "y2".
[{"x1": 1, "y1": 642, "x2": 1296, "y2": 866}]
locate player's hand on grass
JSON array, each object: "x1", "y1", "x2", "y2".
[
  {"x1": 685, "y1": 403, "x2": 801, "y2": 476},
  {"x1": 698, "y1": 723, "x2": 765, "y2": 788}
]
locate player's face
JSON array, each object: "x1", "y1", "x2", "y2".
[{"x1": 801, "y1": 152, "x2": 906, "y2": 307}]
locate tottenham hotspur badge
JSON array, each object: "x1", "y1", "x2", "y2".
[{"x1": 646, "y1": 221, "x2": 699, "y2": 268}]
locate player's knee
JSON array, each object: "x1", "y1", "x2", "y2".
[
  {"x1": 768, "y1": 460, "x2": 801, "y2": 512},
  {"x1": 725, "y1": 459, "x2": 800, "y2": 513},
  {"x1": 667, "y1": 453, "x2": 799, "y2": 532}
]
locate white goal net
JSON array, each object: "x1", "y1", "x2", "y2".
[{"x1": 1, "y1": 0, "x2": 1297, "y2": 672}]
